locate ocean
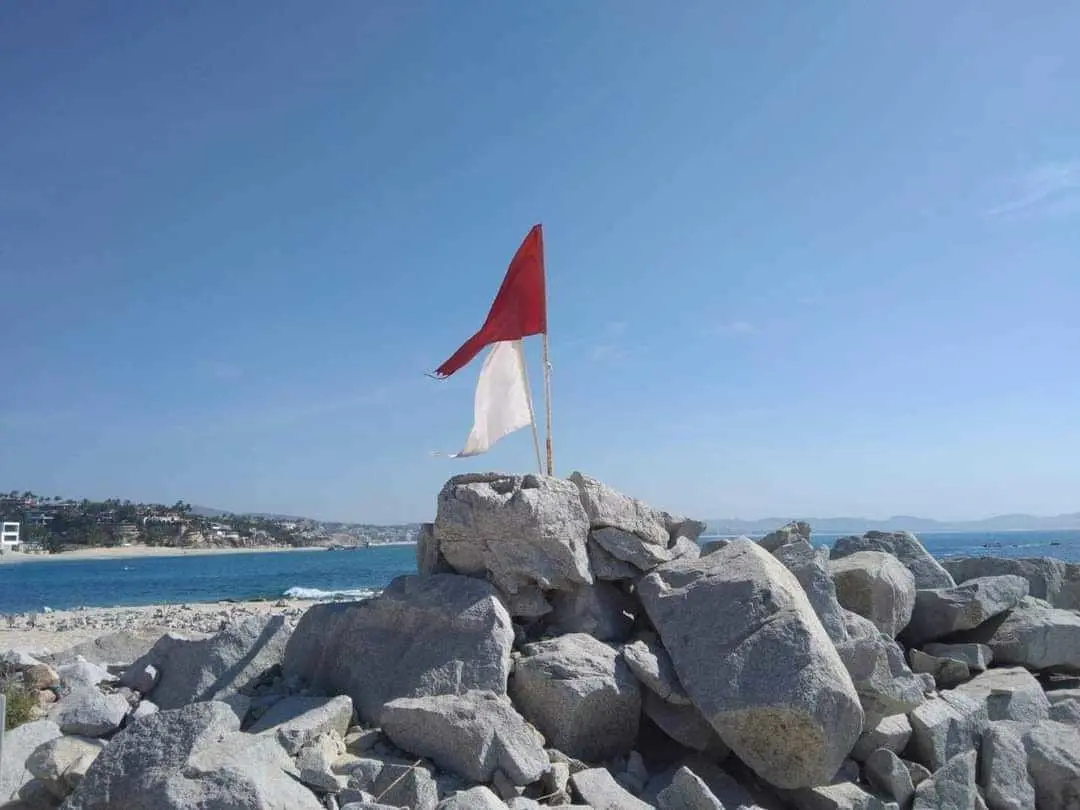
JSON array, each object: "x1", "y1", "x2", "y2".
[{"x1": 1, "y1": 530, "x2": 1078, "y2": 615}]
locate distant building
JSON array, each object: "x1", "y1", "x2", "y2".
[{"x1": 1, "y1": 521, "x2": 20, "y2": 551}]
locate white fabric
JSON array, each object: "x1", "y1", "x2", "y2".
[{"x1": 451, "y1": 339, "x2": 534, "y2": 458}]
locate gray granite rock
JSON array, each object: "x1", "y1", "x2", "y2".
[
  {"x1": 829, "y1": 551, "x2": 916, "y2": 638},
  {"x1": 509, "y1": 633, "x2": 640, "y2": 762},
  {"x1": 65, "y1": 701, "x2": 324, "y2": 810},
  {"x1": 907, "y1": 692, "x2": 988, "y2": 771},
  {"x1": 621, "y1": 633, "x2": 691, "y2": 705},
  {"x1": 864, "y1": 748, "x2": 915, "y2": 808},
  {"x1": 980, "y1": 721, "x2": 1034, "y2": 810},
  {"x1": 249, "y1": 695, "x2": 355, "y2": 755},
  {"x1": 433, "y1": 473, "x2": 592, "y2": 594},
  {"x1": 1046, "y1": 688, "x2": 1080, "y2": 724},
  {"x1": 951, "y1": 597, "x2": 1080, "y2": 673},
  {"x1": 774, "y1": 540, "x2": 926, "y2": 724},
  {"x1": 644, "y1": 690, "x2": 727, "y2": 753},
  {"x1": 571, "y1": 767, "x2": 652, "y2": 810},
  {"x1": 851, "y1": 714, "x2": 912, "y2": 763},
  {"x1": 284, "y1": 573, "x2": 514, "y2": 723},
  {"x1": 657, "y1": 765, "x2": 725, "y2": 810},
  {"x1": 51, "y1": 686, "x2": 129, "y2": 737},
  {"x1": 831, "y1": 532, "x2": 955, "y2": 590},
  {"x1": 417, "y1": 522, "x2": 453, "y2": 575},
  {"x1": 790, "y1": 781, "x2": 900, "y2": 810},
  {"x1": 759, "y1": 521, "x2": 811, "y2": 552},
  {"x1": 953, "y1": 666, "x2": 1050, "y2": 723},
  {"x1": 587, "y1": 536, "x2": 642, "y2": 580},
  {"x1": 920, "y1": 643, "x2": 992, "y2": 673},
  {"x1": 437, "y1": 786, "x2": 508, "y2": 809},
  {"x1": 25, "y1": 734, "x2": 106, "y2": 799},
  {"x1": 908, "y1": 649, "x2": 971, "y2": 689},
  {"x1": 547, "y1": 581, "x2": 636, "y2": 642},
  {"x1": 122, "y1": 614, "x2": 292, "y2": 710},
  {"x1": 639, "y1": 540, "x2": 863, "y2": 789},
  {"x1": 380, "y1": 690, "x2": 547, "y2": 785},
  {"x1": 902, "y1": 576, "x2": 1029, "y2": 646},
  {"x1": 570, "y1": 471, "x2": 671, "y2": 548},
  {"x1": 591, "y1": 526, "x2": 676, "y2": 572},
  {"x1": 0, "y1": 719, "x2": 62, "y2": 805},
  {"x1": 1024, "y1": 720, "x2": 1080, "y2": 810},
  {"x1": 942, "y1": 556, "x2": 1065, "y2": 605},
  {"x1": 911, "y1": 750, "x2": 978, "y2": 810}
]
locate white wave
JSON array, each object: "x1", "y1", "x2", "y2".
[{"x1": 283, "y1": 586, "x2": 379, "y2": 601}]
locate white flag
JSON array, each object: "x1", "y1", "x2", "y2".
[{"x1": 451, "y1": 339, "x2": 534, "y2": 458}]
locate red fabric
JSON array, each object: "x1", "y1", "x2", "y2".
[{"x1": 434, "y1": 224, "x2": 547, "y2": 378}]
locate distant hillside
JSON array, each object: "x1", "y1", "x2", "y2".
[{"x1": 707, "y1": 512, "x2": 1080, "y2": 536}]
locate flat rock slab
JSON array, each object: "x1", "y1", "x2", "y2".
[
  {"x1": 952, "y1": 597, "x2": 1080, "y2": 673},
  {"x1": 639, "y1": 540, "x2": 864, "y2": 789},
  {"x1": 434, "y1": 473, "x2": 592, "y2": 593},
  {"x1": 851, "y1": 714, "x2": 912, "y2": 762},
  {"x1": 902, "y1": 575, "x2": 1029, "y2": 646},
  {"x1": 380, "y1": 690, "x2": 548, "y2": 785},
  {"x1": 248, "y1": 694, "x2": 355, "y2": 754},
  {"x1": 790, "y1": 781, "x2": 900, "y2": 810},
  {"x1": 829, "y1": 551, "x2": 916, "y2": 638},
  {"x1": 284, "y1": 573, "x2": 514, "y2": 723},
  {"x1": 437, "y1": 786, "x2": 508, "y2": 809},
  {"x1": 920, "y1": 643, "x2": 992, "y2": 672},
  {"x1": 509, "y1": 633, "x2": 640, "y2": 762},
  {"x1": 571, "y1": 767, "x2": 653, "y2": 810},
  {"x1": 908, "y1": 649, "x2": 971, "y2": 689},
  {"x1": 26, "y1": 734, "x2": 107, "y2": 800},
  {"x1": 953, "y1": 666, "x2": 1050, "y2": 723},
  {"x1": 622, "y1": 634, "x2": 691, "y2": 705},
  {"x1": 123, "y1": 614, "x2": 293, "y2": 710},
  {"x1": 656, "y1": 765, "x2": 725, "y2": 810},
  {"x1": 907, "y1": 692, "x2": 988, "y2": 771},
  {"x1": 942, "y1": 556, "x2": 1065, "y2": 604},
  {"x1": 831, "y1": 531, "x2": 955, "y2": 590}
]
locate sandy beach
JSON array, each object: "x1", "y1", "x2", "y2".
[
  {"x1": 0, "y1": 544, "x2": 324, "y2": 565},
  {"x1": 0, "y1": 597, "x2": 319, "y2": 657}
]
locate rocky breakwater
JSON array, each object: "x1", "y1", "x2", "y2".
[{"x1": 1, "y1": 473, "x2": 1078, "y2": 810}]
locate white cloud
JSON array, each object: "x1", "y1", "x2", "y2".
[{"x1": 988, "y1": 161, "x2": 1080, "y2": 217}]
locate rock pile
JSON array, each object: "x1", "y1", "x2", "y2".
[{"x1": 2, "y1": 471, "x2": 1079, "y2": 810}]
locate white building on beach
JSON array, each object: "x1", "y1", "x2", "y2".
[{"x1": 1, "y1": 521, "x2": 20, "y2": 551}]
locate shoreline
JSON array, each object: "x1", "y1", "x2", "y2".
[{"x1": 0, "y1": 541, "x2": 417, "y2": 565}]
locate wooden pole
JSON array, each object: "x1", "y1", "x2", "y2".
[
  {"x1": 517, "y1": 341, "x2": 544, "y2": 474},
  {"x1": 1, "y1": 692, "x2": 6, "y2": 779},
  {"x1": 542, "y1": 332, "x2": 554, "y2": 476}
]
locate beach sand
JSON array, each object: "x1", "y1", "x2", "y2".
[
  {"x1": 0, "y1": 544, "x2": 321, "y2": 565},
  {"x1": 0, "y1": 598, "x2": 319, "y2": 657}
]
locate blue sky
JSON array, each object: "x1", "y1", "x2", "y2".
[{"x1": 2, "y1": 1, "x2": 1078, "y2": 523}]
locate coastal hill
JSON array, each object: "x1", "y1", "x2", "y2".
[{"x1": 708, "y1": 511, "x2": 1080, "y2": 535}]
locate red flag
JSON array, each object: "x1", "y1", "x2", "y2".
[{"x1": 434, "y1": 225, "x2": 547, "y2": 378}]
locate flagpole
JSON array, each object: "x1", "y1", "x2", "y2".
[
  {"x1": 542, "y1": 332, "x2": 554, "y2": 476},
  {"x1": 517, "y1": 341, "x2": 544, "y2": 474}
]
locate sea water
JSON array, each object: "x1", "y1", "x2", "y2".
[{"x1": 0, "y1": 530, "x2": 1078, "y2": 615}]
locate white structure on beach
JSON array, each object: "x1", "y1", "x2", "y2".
[{"x1": 1, "y1": 521, "x2": 20, "y2": 551}]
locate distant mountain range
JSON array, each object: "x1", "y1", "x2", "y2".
[{"x1": 707, "y1": 513, "x2": 1080, "y2": 536}]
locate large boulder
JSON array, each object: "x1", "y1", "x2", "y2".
[
  {"x1": 758, "y1": 521, "x2": 811, "y2": 552},
  {"x1": 864, "y1": 748, "x2": 915, "y2": 808},
  {"x1": 911, "y1": 750, "x2": 978, "y2": 810},
  {"x1": 656, "y1": 765, "x2": 726, "y2": 810},
  {"x1": 416, "y1": 522, "x2": 453, "y2": 575},
  {"x1": 773, "y1": 540, "x2": 926, "y2": 724},
  {"x1": 951, "y1": 597, "x2": 1080, "y2": 673},
  {"x1": 25, "y1": 735, "x2": 106, "y2": 799},
  {"x1": 122, "y1": 614, "x2": 293, "y2": 710},
  {"x1": 546, "y1": 581, "x2": 636, "y2": 642},
  {"x1": 908, "y1": 649, "x2": 972, "y2": 690},
  {"x1": 901, "y1": 575, "x2": 1029, "y2": 646},
  {"x1": 790, "y1": 781, "x2": 899, "y2": 810},
  {"x1": 952, "y1": 666, "x2": 1050, "y2": 723},
  {"x1": 1024, "y1": 720, "x2": 1080, "y2": 810},
  {"x1": 622, "y1": 634, "x2": 692, "y2": 706},
  {"x1": 50, "y1": 685, "x2": 130, "y2": 737},
  {"x1": 906, "y1": 692, "x2": 988, "y2": 771},
  {"x1": 380, "y1": 690, "x2": 548, "y2": 786},
  {"x1": 1047, "y1": 689, "x2": 1080, "y2": 725},
  {"x1": 0, "y1": 719, "x2": 62, "y2": 806},
  {"x1": 941, "y1": 556, "x2": 1065, "y2": 605},
  {"x1": 920, "y1": 642, "x2": 992, "y2": 673},
  {"x1": 850, "y1": 714, "x2": 912, "y2": 762},
  {"x1": 433, "y1": 473, "x2": 591, "y2": 594},
  {"x1": 638, "y1": 540, "x2": 864, "y2": 789},
  {"x1": 829, "y1": 551, "x2": 916, "y2": 638},
  {"x1": 248, "y1": 695, "x2": 354, "y2": 754},
  {"x1": 509, "y1": 633, "x2": 640, "y2": 762},
  {"x1": 570, "y1": 767, "x2": 652, "y2": 810},
  {"x1": 284, "y1": 573, "x2": 514, "y2": 723},
  {"x1": 980, "y1": 721, "x2": 1035, "y2": 810},
  {"x1": 65, "y1": 700, "x2": 324, "y2": 810},
  {"x1": 831, "y1": 532, "x2": 955, "y2": 589}
]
